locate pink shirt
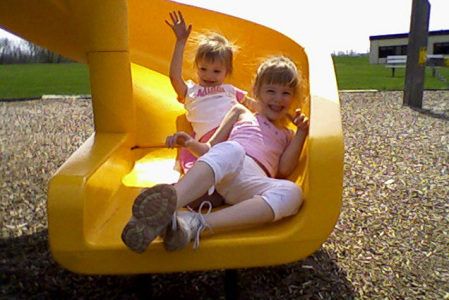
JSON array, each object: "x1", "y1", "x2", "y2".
[{"x1": 229, "y1": 113, "x2": 292, "y2": 177}]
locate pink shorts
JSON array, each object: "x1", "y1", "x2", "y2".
[{"x1": 179, "y1": 129, "x2": 216, "y2": 174}]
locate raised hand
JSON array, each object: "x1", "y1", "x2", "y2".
[
  {"x1": 288, "y1": 109, "x2": 309, "y2": 131},
  {"x1": 165, "y1": 11, "x2": 192, "y2": 42}
]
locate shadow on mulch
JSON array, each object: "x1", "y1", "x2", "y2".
[
  {"x1": 411, "y1": 106, "x2": 449, "y2": 121},
  {"x1": 1, "y1": 231, "x2": 355, "y2": 299}
]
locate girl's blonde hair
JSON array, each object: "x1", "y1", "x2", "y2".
[
  {"x1": 253, "y1": 56, "x2": 299, "y2": 98},
  {"x1": 193, "y1": 31, "x2": 237, "y2": 75}
]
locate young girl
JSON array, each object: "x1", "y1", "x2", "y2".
[
  {"x1": 122, "y1": 56, "x2": 309, "y2": 253},
  {"x1": 165, "y1": 11, "x2": 248, "y2": 175}
]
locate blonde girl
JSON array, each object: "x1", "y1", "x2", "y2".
[{"x1": 166, "y1": 11, "x2": 247, "y2": 175}]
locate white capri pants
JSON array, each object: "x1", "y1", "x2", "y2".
[{"x1": 197, "y1": 141, "x2": 303, "y2": 221}]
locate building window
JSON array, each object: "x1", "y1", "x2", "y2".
[
  {"x1": 433, "y1": 42, "x2": 449, "y2": 54},
  {"x1": 378, "y1": 45, "x2": 408, "y2": 58}
]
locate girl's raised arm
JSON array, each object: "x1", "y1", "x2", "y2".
[
  {"x1": 277, "y1": 109, "x2": 309, "y2": 178},
  {"x1": 166, "y1": 11, "x2": 192, "y2": 102}
]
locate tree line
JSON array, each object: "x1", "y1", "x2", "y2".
[{"x1": 0, "y1": 38, "x2": 73, "y2": 64}]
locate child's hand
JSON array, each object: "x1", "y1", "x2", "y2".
[
  {"x1": 165, "y1": 11, "x2": 192, "y2": 42},
  {"x1": 166, "y1": 132, "x2": 194, "y2": 148},
  {"x1": 288, "y1": 109, "x2": 309, "y2": 131}
]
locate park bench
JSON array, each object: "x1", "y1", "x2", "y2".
[
  {"x1": 386, "y1": 54, "x2": 447, "y2": 77},
  {"x1": 385, "y1": 55, "x2": 406, "y2": 77}
]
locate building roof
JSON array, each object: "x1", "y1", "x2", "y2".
[{"x1": 369, "y1": 29, "x2": 449, "y2": 41}]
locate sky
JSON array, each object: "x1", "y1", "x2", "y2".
[{"x1": 1, "y1": 0, "x2": 448, "y2": 54}]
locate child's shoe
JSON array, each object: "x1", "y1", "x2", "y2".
[
  {"x1": 163, "y1": 201, "x2": 213, "y2": 252},
  {"x1": 121, "y1": 184, "x2": 177, "y2": 253}
]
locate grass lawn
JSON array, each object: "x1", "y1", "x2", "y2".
[
  {"x1": 0, "y1": 63, "x2": 90, "y2": 99},
  {"x1": 1, "y1": 57, "x2": 448, "y2": 99},
  {"x1": 333, "y1": 55, "x2": 449, "y2": 90}
]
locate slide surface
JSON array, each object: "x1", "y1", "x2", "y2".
[{"x1": 0, "y1": 0, "x2": 343, "y2": 274}]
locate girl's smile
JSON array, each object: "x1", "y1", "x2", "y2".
[
  {"x1": 257, "y1": 83, "x2": 294, "y2": 121},
  {"x1": 196, "y1": 59, "x2": 228, "y2": 87}
]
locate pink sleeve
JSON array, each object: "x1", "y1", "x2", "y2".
[{"x1": 234, "y1": 87, "x2": 247, "y2": 103}]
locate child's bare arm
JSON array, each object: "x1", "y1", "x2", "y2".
[
  {"x1": 208, "y1": 104, "x2": 249, "y2": 147},
  {"x1": 166, "y1": 104, "x2": 249, "y2": 157},
  {"x1": 277, "y1": 109, "x2": 309, "y2": 178},
  {"x1": 166, "y1": 132, "x2": 210, "y2": 157},
  {"x1": 166, "y1": 11, "x2": 192, "y2": 102},
  {"x1": 240, "y1": 95, "x2": 258, "y2": 113}
]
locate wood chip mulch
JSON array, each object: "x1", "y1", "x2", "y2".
[{"x1": 1, "y1": 91, "x2": 448, "y2": 299}]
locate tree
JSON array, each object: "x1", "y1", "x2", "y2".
[{"x1": 0, "y1": 38, "x2": 72, "y2": 64}]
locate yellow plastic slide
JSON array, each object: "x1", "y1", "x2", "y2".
[{"x1": 0, "y1": 0, "x2": 343, "y2": 274}]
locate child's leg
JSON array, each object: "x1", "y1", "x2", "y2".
[
  {"x1": 173, "y1": 161, "x2": 215, "y2": 209},
  {"x1": 162, "y1": 196, "x2": 274, "y2": 252},
  {"x1": 163, "y1": 160, "x2": 303, "y2": 251},
  {"x1": 205, "y1": 196, "x2": 274, "y2": 229},
  {"x1": 185, "y1": 190, "x2": 224, "y2": 210},
  {"x1": 174, "y1": 141, "x2": 245, "y2": 209},
  {"x1": 205, "y1": 179, "x2": 303, "y2": 231},
  {"x1": 180, "y1": 144, "x2": 225, "y2": 209}
]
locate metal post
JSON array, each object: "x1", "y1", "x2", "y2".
[
  {"x1": 224, "y1": 269, "x2": 239, "y2": 300},
  {"x1": 403, "y1": 0, "x2": 431, "y2": 109}
]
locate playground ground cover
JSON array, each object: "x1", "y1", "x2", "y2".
[
  {"x1": 1, "y1": 91, "x2": 448, "y2": 299},
  {"x1": 1, "y1": 56, "x2": 449, "y2": 99}
]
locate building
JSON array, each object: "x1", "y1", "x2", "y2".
[{"x1": 369, "y1": 29, "x2": 449, "y2": 64}]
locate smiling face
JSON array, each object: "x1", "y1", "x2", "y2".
[
  {"x1": 196, "y1": 59, "x2": 228, "y2": 87},
  {"x1": 252, "y1": 57, "x2": 300, "y2": 124},
  {"x1": 257, "y1": 83, "x2": 294, "y2": 122}
]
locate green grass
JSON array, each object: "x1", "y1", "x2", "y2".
[
  {"x1": 0, "y1": 63, "x2": 90, "y2": 99},
  {"x1": 333, "y1": 55, "x2": 449, "y2": 90},
  {"x1": 1, "y1": 57, "x2": 448, "y2": 99}
]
